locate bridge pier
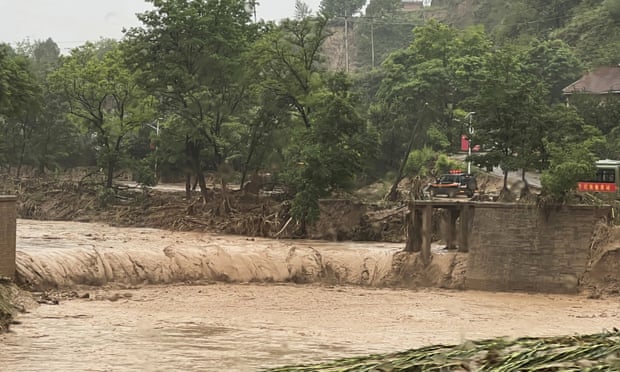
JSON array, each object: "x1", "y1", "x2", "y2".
[
  {"x1": 458, "y1": 205, "x2": 473, "y2": 253},
  {"x1": 0, "y1": 196, "x2": 16, "y2": 280},
  {"x1": 406, "y1": 200, "x2": 473, "y2": 261},
  {"x1": 405, "y1": 203, "x2": 432, "y2": 263},
  {"x1": 444, "y1": 208, "x2": 459, "y2": 250}
]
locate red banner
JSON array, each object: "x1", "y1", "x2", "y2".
[
  {"x1": 460, "y1": 135, "x2": 469, "y2": 152},
  {"x1": 577, "y1": 182, "x2": 617, "y2": 192}
]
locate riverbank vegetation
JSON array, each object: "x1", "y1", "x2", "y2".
[
  {"x1": 269, "y1": 332, "x2": 620, "y2": 371},
  {"x1": 1, "y1": 0, "x2": 619, "y2": 235},
  {"x1": 0, "y1": 281, "x2": 18, "y2": 332}
]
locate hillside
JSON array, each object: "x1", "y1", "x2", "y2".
[{"x1": 324, "y1": 0, "x2": 620, "y2": 71}]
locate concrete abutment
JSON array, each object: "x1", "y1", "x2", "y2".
[
  {"x1": 407, "y1": 200, "x2": 611, "y2": 294},
  {"x1": 0, "y1": 196, "x2": 16, "y2": 280}
]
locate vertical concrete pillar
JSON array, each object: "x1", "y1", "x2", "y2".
[
  {"x1": 444, "y1": 208, "x2": 459, "y2": 250},
  {"x1": 421, "y1": 205, "x2": 432, "y2": 264},
  {"x1": 405, "y1": 203, "x2": 423, "y2": 253},
  {"x1": 458, "y1": 205, "x2": 471, "y2": 253},
  {"x1": 0, "y1": 196, "x2": 16, "y2": 279}
]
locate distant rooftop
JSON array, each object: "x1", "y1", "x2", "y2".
[{"x1": 562, "y1": 66, "x2": 620, "y2": 95}]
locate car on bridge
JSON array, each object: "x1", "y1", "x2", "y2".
[{"x1": 428, "y1": 171, "x2": 477, "y2": 198}]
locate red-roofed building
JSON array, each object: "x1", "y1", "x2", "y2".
[{"x1": 562, "y1": 66, "x2": 620, "y2": 95}]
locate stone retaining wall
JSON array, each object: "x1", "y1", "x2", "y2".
[{"x1": 466, "y1": 204, "x2": 610, "y2": 294}]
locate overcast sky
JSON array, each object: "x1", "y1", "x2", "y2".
[{"x1": 0, "y1": 0, "x2": 323, "y2": 52}]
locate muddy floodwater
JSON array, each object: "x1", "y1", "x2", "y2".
[{"x1": 1, "y1": 220, "x2": 620, "y2": 371}]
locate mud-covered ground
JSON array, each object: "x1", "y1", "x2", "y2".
[
  {"x1": 1, "y1": 177, "x2": 412, "y2": 242},
  {"x1": 0, "y1": 172, "x2": 511, "y2": 244}
]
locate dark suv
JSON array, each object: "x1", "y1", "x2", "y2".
[{"x1": 429, "y1": 172, "x2": 477, "y2": 198}]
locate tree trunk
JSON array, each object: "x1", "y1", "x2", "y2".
[
  {"x1": 188, "y1": 140, "x2": 208, "y2": 203},
  {"x1": 106, "y1": 163, "x2": 114, "y2": 189},
  {"x1": 521, "y1": 169, "x2": 529, "y2": 189},
  {"x1": 240, "y1": 126, "x2": 261, "y2": 188},
  {"x1": 185, "y1": 173, "x2": 192, "y2": 200},
  {"x1": 387, "y1": 119, "x2": 420, "y2": 201},
  {"x1": 196, "y1": 168, "x2": 208, "y2": 203},
  {"x1": 17, "y1": 138, "x2": 26, "y2": 178},
  {"x1": 184, "y1": 137, "x2": 193, "y2": 200}
]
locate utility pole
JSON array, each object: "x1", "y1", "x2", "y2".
[
  {"x1": 370, "y1": 17, "x2": 375, "y2": 68},
  {"x1": 344, "y1": 8, "x2": 349, "y2": 73},
  {"x1": 465, "y1": 112, "x2": 475, "y2": 174}
]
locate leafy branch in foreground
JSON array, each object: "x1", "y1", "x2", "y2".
[{"x1": 268, "y1": 332, "x2": 620, "y2": 371}]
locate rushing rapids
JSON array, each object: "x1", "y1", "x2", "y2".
[
  {"x1": 2, "y1": 220, "x2": 619, "y2": 371},
  {"x1": 14, "y1": 220, "x2": 414, "y2": 290}
]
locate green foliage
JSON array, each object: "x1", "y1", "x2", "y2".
[
  {"x1": 22, "y1": 39, "x2": 84, "y2": 173},
  {"x1": 425, "y1": 124, "x2": 450, "y2": 151},
  {"x1": 604, "y1": 0, "x2": 620, "y2": 20},
  {"x1": 468, "y1": 45, "x2": 560, "y2": 187},
  {"x1": 552, "y1": 5, "x2": 620, "y2": 66},
  {"x1": 50, "y1": 41, "x2": 152, "y2": 187},
  {"x1": 365, "y1": 0, "x2": 402, "y2": 16},
  {"x1": 522, "y1": 38, "x2": 582, "y2": 102},
  {"x1": 404, "y1": 147, "x2": 435, "y2": 177},
  {"x1": 320, "y1": 0, "x2": 367, "y2": 16},
  {"x1": 568, "y1": 95, "x2": 620, "y2": 137},
  {"x1": 123, "y1": 0, "x2": 257, "y2": 196},
  {"x1": 433, "y1": 154, "x2": 463, "y2": 175},
  {"x1": 133, "y1": 157, "x2": 157, "y2": 187},
  {"x1": 0, "y1": 43, "x2": 50, "y2": 176},
  {"x1": 252, "y1": 12, "x2": 331, "y2": 129},
  {"x1": 378, "y1": 20, "x2": 491, "y2": 163},
  {"x1": 269, "y1": 332, "x2": 620, "y2": 371},
  {"x1": 541, "y1": 125, "x2": 604, "y2": 200},
  {"x1": 0, "y1": 44, "x2": 39, "y2": 118},
  {"x1": 285, "y1": 73, "x2": 378, "y2": 232}
]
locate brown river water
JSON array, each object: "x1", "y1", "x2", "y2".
[{"x1": 1, "y1": 220, "x2": 619, "y2": 371}]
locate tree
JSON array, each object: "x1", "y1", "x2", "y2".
[
  {"x1": 124, "y1": 0, "x2": 257, "y2": 201},
  {"x1": 376, "y1": 21, "x2": 491, "y2": 198},
  {"x1": 0, "y1": 44, "x2": 41, "y2": 175},
  {"x1": 51, "y1": 41, "x2": 152, "y2": 188},
  {"x1": 253, "y1": 14, "x2": 377, "y2": 233},
  {"x1": 472, "y1": 0, "x2": 581, "y2": 41},
  {"x1": 553, "y1": 5, "x2": 620, "y2": 66},
  {"x1": 252, "y1": 12, "x2": 331, "y2": 130},
  {"x1": 365, "y1": 0, "x2": 402, "y2": 17},
  {"x1": 285, "y1": 73, "x2": 377, "y2": 234},
  {"x1": 469, "y1": 48, "x2": 549, "y2": 190},
  {"x1": 605, "y1": 0, "x2": 620, "y2": 20},
  {"x1": 16, "y1": 38, "x2": 84, "y2": 174},
  {"x1": 541, "y1": 124, "x2": 605, "y2": 202},
  {"x1": 521, "y1": 38, "x2": 582, "y2": 103},
  {"x1": 568, "y1": 93, "x2": 620, "y2": 158},
  {"x1": 320, "y1": 0, "x2": 367, "y2": 17}
]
